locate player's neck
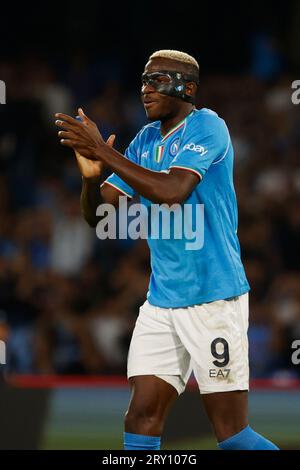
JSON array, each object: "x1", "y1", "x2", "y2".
[{"x1": 160, "y1": 104, "x2": 195, "y2": 137}]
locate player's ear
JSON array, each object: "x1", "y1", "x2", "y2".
[{"x1": 185, "y1": 81, "x2": 197, "y2": 98}]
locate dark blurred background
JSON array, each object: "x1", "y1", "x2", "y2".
[{"x1": 0, "y1": 1, "x2": 300, "y2": 381}]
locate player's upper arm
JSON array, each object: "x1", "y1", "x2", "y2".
[{"x1": 100, "y1": 180, "x2": 133, "y2": 207}]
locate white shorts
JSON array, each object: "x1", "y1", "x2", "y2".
[{"x1": 127, "y1": 293, "x2": 249, "y2": 395}]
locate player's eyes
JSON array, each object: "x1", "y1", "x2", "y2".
[
  {"x1": 155, "y1": 75, "x2": 170, "y2": 83},
  {"x1": 141, "y1": 74, "x2": 170, "y2": 85}
]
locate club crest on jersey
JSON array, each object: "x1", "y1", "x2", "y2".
[{"x1": 169, "y1": 137, "x2": 180, "y2": 157}]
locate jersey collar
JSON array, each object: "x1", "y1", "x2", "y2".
[{"x1": 160, "y1": 108, "x2": 195, "y2": 142}]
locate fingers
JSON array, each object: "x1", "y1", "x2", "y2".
[
  {"x1": 55, "y1": 109, "x2": 103, "y2": 161},
  {"x1": 78, "y1": 107, "x2": 91, "y2": 124},
  {"x1": 56, "y1": 116, "x2": 89, "y2": 141},
  {"x1": 55, "y1": 110, "x2": 96, "y2": 134},
  {"x1": 55, "y1": 119, "x2": 82, "y2": 135},
  {"x1": 60, "y1": 137, "x2": 90, "y2": 150},
  {"x1": 55, "y1": 120, "x2": 73, "y2": 130},
  {"x1": 57, "y1": 127, "x2": 87, "y2": 149},
  {"x1": 106, "y1": 134, "x2": 116, "y2": 147},
  {"x1": 55, "y1": 113, "x2": 80, "y2": 126},
  {"x1": 58, "y1": 130, "x2": 78, "y2": 140},
  {"x1": 60, "y1": 138, "x2": 91, "y2": 155},
  {"x1": 60, "y1": 139, "x2": 76, "y2": 148},
  {"x1": 58, "y1": 132, "x2": 90, "y2": 150}
]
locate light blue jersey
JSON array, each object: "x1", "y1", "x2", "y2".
[{"x1": 105, "y1": 108, "x2": 250, "y2": 307}]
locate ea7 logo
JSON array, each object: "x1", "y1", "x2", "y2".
[
  {"x1": 209, "y1": 368, "x2": 230, "y2": 378},
  {"x1": 183, "y1": 143, "x2": 208, "y2": 156}
]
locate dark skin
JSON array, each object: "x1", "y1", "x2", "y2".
[{"x1": 55, "y1": 56, "x2": 248, "y2": 444}]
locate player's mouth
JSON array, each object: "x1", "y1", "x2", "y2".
[
  {"x1": 143, "y1": 100, "x2": 158, "y2": 109},
  {"x1": 143, "y1": 95, "x2": 160, "y2": 107}
]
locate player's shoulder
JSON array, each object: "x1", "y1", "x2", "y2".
[
  {"x1": 136, "y1": 121, "x2": 160, "y2": 141},
  {"x1": 189, "y1": 108, "x2": 228, "y2": 134}
]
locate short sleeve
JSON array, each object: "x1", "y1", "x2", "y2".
[
  {"x1": 169, "y1": 116, "x2": 230, "y2": 180},
  {"x1": 102, "y1": 135, "x2": 139, "y2": 198}
]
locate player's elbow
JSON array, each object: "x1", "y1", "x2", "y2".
[{"x1": 162, "y1": 194, "x2": 187, "y2": 205}]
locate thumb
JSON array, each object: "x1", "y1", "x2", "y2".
[{"x1": 106, "y1": 134, "x2": 116, "y2": 147}]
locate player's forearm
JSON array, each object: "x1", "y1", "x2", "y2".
[
  {"x1": 94, "y1": 144, "x2": 179, "y2": 204},
  {"x1": 81, "y1": 176, "x2": 102, "y2": 227}
]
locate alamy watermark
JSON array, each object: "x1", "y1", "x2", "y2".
[
  {"x1": 291, "y1": 80, "x2": 300, "y2": 104},
  {"x1": 0, "y1": 80, "x2": 6, "y2": 104},
  {"x1": 95, "y1": 196, "x2": 205, "y2": 250},
  {"x1": 0, "y1": 340, "x2": 6, "y2": 364},
  {"x1": 291, "y1": 340, "x2": 300, "y2": 365}
]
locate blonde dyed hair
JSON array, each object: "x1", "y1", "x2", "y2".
[{"x1": 149, "y1": 50, "x2": 199, "y2": 70}]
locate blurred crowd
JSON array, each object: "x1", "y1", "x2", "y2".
[{"x1": 0, "y1": 48, "x2": 300, "y2": 379}]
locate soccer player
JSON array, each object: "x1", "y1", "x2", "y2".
[{"x1": 55, "y1": 50, "x2": 279, "y2": 450}]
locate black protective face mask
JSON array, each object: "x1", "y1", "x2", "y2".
[{"x1": 141, "y1": 70, "x2": 198, "y2": 104}]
